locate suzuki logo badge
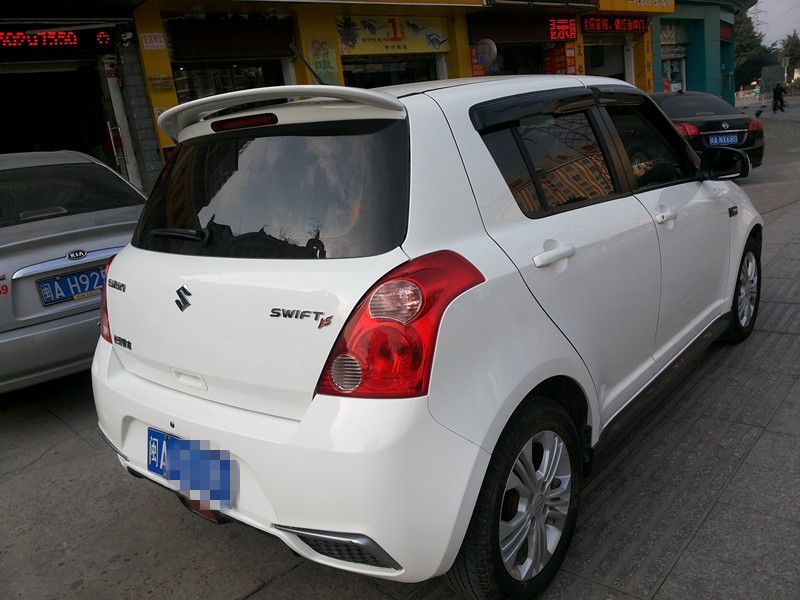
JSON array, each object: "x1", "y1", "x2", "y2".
[
  {"x1": 175, "y1": 285, "x2": 192, "y2": 312},
  {"x1": 67, "y1": 250, "x2": 87, "y2": 260}
]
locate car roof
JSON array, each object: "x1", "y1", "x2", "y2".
[
  {"x1": 0, "y1": 150, "x2": 104, "y2": 171},
  {"x1": 159, "y1": 76, "x2": 638, "y2": 140}
]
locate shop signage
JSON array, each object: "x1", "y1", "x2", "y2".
[
  {"x1": 308, "y1": 38, "x2": 341, "y2": 85},
  {"x1": 626, "y1": 0, "x2": 672, "y2": 7},
  {"x1": 582, "y1": 16, "x2": 648, "y2": 34},
  {"x1": 720, "y1": 22, "x2": 732, "y2": 42},
  {"x1": 474, "y1": 39, "x2": 498, "y2": 67},
  {"x1": 0, "y1": 28, "x2": 113, "y2": 55},
  {"x1": 336, "y1": 15, "x2": 450, "y2": 55},
  {"x1": 544, "y1": 43, "x2": 577, "y2": 75},
  {"x1": 549, "y1": 19, "x2": 578, "y2": 41}
]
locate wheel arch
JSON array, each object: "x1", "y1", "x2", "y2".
[{"x1": 523, "y1": 375, "x2": 594, "y2": 473}]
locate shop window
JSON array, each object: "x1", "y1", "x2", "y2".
[
  {"x1": 484, "y1": 45, "x2": 545, "y2": 76},
  {"x1": 342, "y1": 55, "x2": 437, "y2": 88},
  {"x1": 483, "y1": 110, "x2": 615, "y2": 217},
  {"x1": 173, "y1": 62, "x2": 284, "y2": 103},
  {"x1": 588, "y1": 46, "x2": 604, "y2": 68}
]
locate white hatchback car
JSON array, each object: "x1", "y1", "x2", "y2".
[{"x1": 92, "y1": 76, "x2": 762, "y2": 600}]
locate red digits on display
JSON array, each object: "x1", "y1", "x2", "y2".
[{"x1": 1, "y1": 31, "x2": 78, "y2": 47}]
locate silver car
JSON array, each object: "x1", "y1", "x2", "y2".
[{"x1": 1, "y1": 151, "x2": 145, "y2": 393}]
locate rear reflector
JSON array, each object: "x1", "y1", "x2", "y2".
[
  {"x1": 99, "y1": 255, "x2": 115, "y2": 343},
  {"x1": 210, "y1": 113, "x2": 278, "y2": 132}
]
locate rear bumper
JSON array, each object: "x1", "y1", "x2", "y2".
[
  {"x1": 0, "y1": 309, "x2": 99, "y2": 393},
  {"x1": 91, "y1": 339, "x2": 490, "y2": 582}
]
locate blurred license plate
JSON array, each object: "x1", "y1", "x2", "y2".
[
  {"x1": 709, "y1": 133, "x2": 739, "y2": 146},
  {"x1": 37, "y1": 266, "x2": 105, "y2": 306},
  {"x1": 147, "y1": 428, "x2": 232, "y2": 510}
]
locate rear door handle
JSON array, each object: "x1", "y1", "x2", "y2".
[
  {"x1": 655, "y1": 208, "x2": 678, "y2": 224},
  {"x1": 533, "y1": 244, "x2": 576, "y2": 268}
]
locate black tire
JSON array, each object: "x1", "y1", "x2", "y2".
[
  {"x1": 726, "y1": 237, "x2": 761, "y2": 343},
  {"x1": 445, "y1": 398, "x2": 582, "y2": 600}
]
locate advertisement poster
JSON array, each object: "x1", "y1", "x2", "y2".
[
  {"x1": 336, "y1": 16, "x2": 450, "y2": 55},
  {"x1": 307, "y1": 38, "x2": 340, "y2": 85}
]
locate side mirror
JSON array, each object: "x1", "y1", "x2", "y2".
[
  {"x1": 755, "y1": 109, "x2": 763, "y2": 118},
  {"x1": 700, "y1": 147, "x2": 750, "y2": 180}
]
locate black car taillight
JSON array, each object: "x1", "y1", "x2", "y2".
[{"x1": 674, "y1": 122, "x2": 700, "y2": 137}]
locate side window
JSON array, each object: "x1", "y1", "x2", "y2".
[
  {"x1": 482, "y1": 110, "x2": 615, "y2": 218},
  {"x1": 605, "y1": 102, "x2": 695, "y2": 189}
]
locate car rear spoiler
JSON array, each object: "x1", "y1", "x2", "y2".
[{"x1": 157, "y1": 85, "x2": 406, "y2": 139}]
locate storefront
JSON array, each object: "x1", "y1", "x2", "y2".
[
  {"x1": 581, "y1": 15, "x2": 650, "y2": 85},
  {"x1": 0, "y1": 23, "x2": 143, "y2": 187},
  {"x1": 132, "y1": 2, "x2": 476, "y2": 160},
  {"x1": 165, "y1": 16, "x2": 295, "y2": 103},
  {"x1": 659, "y1": 20, "x2": 688, "y2": 91},
  {"x1": 577, "y1": 0, "x2": 675, "y2": 93},
  {"x1": 468, "y1": 14, "x2": 582, "y2": 77},
  {"x1": 334, "y1": 15, "x2": 452, "y2": 87},
  {"x1": 651, "y1": 0, "x2": 740, "y2": 104}
]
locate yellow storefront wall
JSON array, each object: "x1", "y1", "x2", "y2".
[{"x1": 133, "y1": 7, "x2": 179, "y2": 154}]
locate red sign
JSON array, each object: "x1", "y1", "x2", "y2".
[
  {"x1": 582, "y1": 16, "x2": 648, "y2": 34},
  {"x1": 549, "y1": 19, "x2": 577, "y2": 41},
  {"x1": 0, "y1": 29, "x2": 113, "y2": 52},
  {"x1": 720, "y1": 22, "x2": 732, "y2": 42}
]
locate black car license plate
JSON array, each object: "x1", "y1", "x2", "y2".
[{"x1": 37, "y1": 266, "x2": 105, "y2": 306}]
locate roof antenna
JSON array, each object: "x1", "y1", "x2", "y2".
[{"x1": 289, "y1": 42, "x2": 327, "y2": 85}]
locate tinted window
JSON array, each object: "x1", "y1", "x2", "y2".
[
  {"x1": 134, "y1": 119, "x2": 409, "y2": 259},
  {"x1": 0, "y1": 164, "x2": 144, "y2": 228},
  {"x1": 483, "y1": 111, "x2": 615, "y2": 217},
  {"x1": 655, "y1": 94, "x2": 738, "y2": 119},
  {"x1": 605, "y1": 102, "x2": 695, "y2": 188}
]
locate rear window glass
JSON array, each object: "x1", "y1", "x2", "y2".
[
  {"x1": 0, "y1": 164, "x2": 144, "y2": 228},
  {"x1": 655, "y1": 94, "x2": 738, "y2": 119},
  {"x1": 133, "y1": 119, "x2": 409, "y2": 259}
]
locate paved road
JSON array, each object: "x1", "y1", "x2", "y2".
[
  {"x1": 736, "y1": 96, "x2": 800, "y2": 225},
  {"x1": 2, "y1": 115, "x2": 800, "y2": 600}
]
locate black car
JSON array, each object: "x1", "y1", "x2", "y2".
[{"x1": 651, "y1": 90, "x2": 764, "y2": 168}]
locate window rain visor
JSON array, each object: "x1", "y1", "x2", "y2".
[{"x1": 134, "y1": 119, "x2": 409, "y2": 259}]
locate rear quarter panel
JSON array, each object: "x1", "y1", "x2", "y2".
[{"x1": 400, "y1": 88, "x2": 598, "y2": 452}]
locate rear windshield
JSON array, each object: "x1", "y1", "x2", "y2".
[
  {"x1": 0, "y1": 163, "x2": 144, "y2": 228},
  {"x1": 133, "y1": 119, "x2": 409, "y2": 259},
  {"x1": 655, "y1": 94, "x2": 739, "y2": 119}
]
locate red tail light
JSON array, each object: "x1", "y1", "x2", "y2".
[
  {"x1": 674, "y1": 122, "x2": 700, "y2": 137},
  {"x1": 99, "y1": 255, "x2": 115, "y2": 344},
  {"x1": 749, "y1": 119, "x2": 763, "y2": 133},
  {"x1": 316, "y1": 251, "x2": 485, "y2": 399}
]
